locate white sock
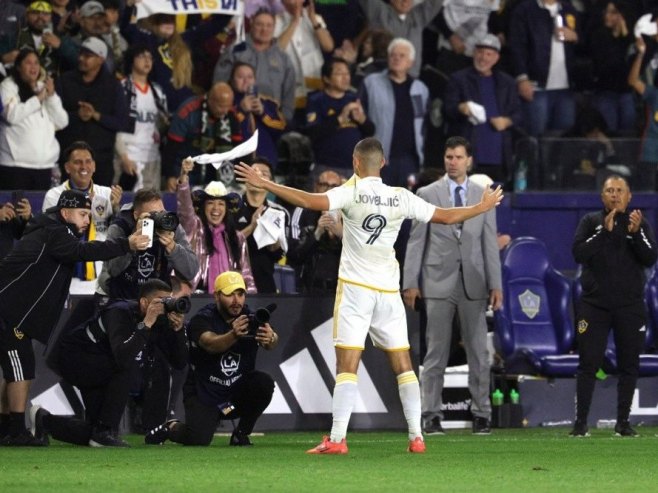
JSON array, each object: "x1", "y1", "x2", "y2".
[
  {"x1": 330, "y1": 373, "x2": 358, "y2": 443},
  {"x1": 398, "y1": 371, "x2": 423, "y2": 441}
]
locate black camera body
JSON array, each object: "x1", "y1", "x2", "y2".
[
  {"x1": 162, "y1": 296, "x2": 191, "y2": 314},
  {"x1": 246, "y1": 303, "x2": 277, "y2": 336},
  {"x1": 149, "y1": 211, "x2": 179, "y2": 232}
]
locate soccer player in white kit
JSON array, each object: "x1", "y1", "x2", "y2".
[{"x1": 235, "y1": 138, "x2": 503, "y2": 454}]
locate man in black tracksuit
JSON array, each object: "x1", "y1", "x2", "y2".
[
  {"x1": 31, "y1": 279, "x2": 188, "y2": 447},
  {"x1": 0, "y1": 190, "x2": 146, "y2": 446},
  {"x1": 571, "y1": 175, "x2": 657, "y2": 437}
]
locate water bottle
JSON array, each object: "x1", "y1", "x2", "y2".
[
  {"x1": 509, "y1": 389, "x2": 520, "y2": 404},
  {"x1": 509, "y1": 388, "x2": 522, "y2": 427},
  {"x1": 514, "y1": 160, "x2": 527, "y2": 192},
  {"x1": 492, "y1": 388, "x2": 504, "y2": 406}
]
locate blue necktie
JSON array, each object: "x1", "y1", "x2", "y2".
[{"x1": 454, "y1": 186, "x2": 463, "y2": 207}]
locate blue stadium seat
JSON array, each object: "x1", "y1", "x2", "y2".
[
  {"x1": 274, "y1": 264, "x2": 298, "y2": 294},
  {"x1": 494, "y1": 237, "x2": 579, "y2": 376}
]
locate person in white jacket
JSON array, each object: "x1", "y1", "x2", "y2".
[{"x1": 0, "y1": 47, "x2": 68, "y2": 190}]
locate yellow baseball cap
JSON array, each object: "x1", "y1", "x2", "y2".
[
  {"x1": 214, "y1": 271, "x2": 246, "y2": 295},
  {"x1": 28, "y1": 1, "x2": 53, "y2": 13}
]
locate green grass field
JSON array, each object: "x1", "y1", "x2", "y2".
[{"x1": 1, "y1": 427, "x2": 657, "y2": 492}]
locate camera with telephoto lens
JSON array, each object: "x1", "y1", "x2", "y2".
[
  {"x1": 246, "y1": 303, "x2": 277, "y2": 336},
  {"x1": 162, "y1": 296, "x2": 191, "y2": 314},
  {"x1": 149, "y1": 211, "x2": 180, "y2": 232}
]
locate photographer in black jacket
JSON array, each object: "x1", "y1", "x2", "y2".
[
  {"x1": 570, "y1": 175, "x2": 657, "y2": 438},
  {"x1": 0, "y1": 189, "x2": 147, "y2": 446},
  {"x1": 30, "y1": 279, "x2": 188, "y2": 447},
  {"x1": 146, "y1": 271, "x2": 277, "y2": 447}
]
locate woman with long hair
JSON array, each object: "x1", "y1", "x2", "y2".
[
  {"x1": 176, "y1": 158, "x2": 256, "y2": 293},
  {"x1": 0, "y1": 48, "x2": 68, "y2": 190},
  {"x1": 121, "y1": 4, "x2": 231, "y2": 113}
]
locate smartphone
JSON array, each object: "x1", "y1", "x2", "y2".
[
  {"x1": 246, "y1": 84, "x2": 258, "y2": 97},
  {"x1": 11, "y1": 190, "x2": 24, "y2": 209},
  {"x1": 141, "y1": 218, "x2": 154, "y2": 248}
]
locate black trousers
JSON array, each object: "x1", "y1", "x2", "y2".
[
  {"x1": 46, "y1": 344, "x2": 134, "y2": 445},
  {"x1": 575, "y1": 301, "x2": 646, "y2": 422},
  {"x1": 170, "y1": 371, "x2": 274, "y2": 446}
]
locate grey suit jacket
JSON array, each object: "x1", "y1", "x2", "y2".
[{"x1": 402, "y1": 176, "x2": 501, "y2": 300}]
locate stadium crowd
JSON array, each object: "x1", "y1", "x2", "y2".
[{"x1": 1, "y1": 0, "x2": 658, "y2": 449}]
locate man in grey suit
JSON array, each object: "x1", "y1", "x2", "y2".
[{"x1": 402, "y1": 136, "x2": 502, "y2": 435}]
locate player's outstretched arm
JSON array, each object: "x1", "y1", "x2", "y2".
[
  {"x1": 235, "y1": 162, "x2": 330, "y2": 211},
  {"x1": 430, "y1": 185, "x2": 503, "y2": 224}
]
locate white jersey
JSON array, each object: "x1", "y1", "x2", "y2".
[
  {"x1": 43, "y1": 182, "x2": 116, "y2": 294},
  {"x1": 326, "y1": 175, "x2": 435, "y2": 292}
]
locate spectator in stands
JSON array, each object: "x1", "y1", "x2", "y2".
[
  {"x1": 274, "y1": 0, "x2": 334, "y2": 123},
  {"x1": 144, "y1": 271, "x2": 277, "y2": 447},
  {"x1": 176, "y1": 158, "x2": 256, "y2": 294},
  {"x1": 315, "y1": 0, "x2": 365, "y2": 49},
  {"x1": 351, "y1": 29, "x2": 394, "y2": 89},
  {"x1": 628, "y1": 33, "x2": 658, "y2": 190},
  {"x1": 96, "y1": 188, "x2": 199, "y2": 301},
  {"x1": 358, "y1": 0, "x2": 443, "y2": 78},
  {"x1": 58, "y1": 1, "x2": 113, "y2": 73},
  {"x1": 0, "y1": 48, "x2": 68, "y2": 190},
  {"x1": 100, "y1": 0, "x2": 128, "y2": 77},
  {"x1": 0, "y1": 195, "x2": 32, "y2": 258},
  {"x1": 115, "y1": 44, "x2": 169, "y2": 192},
  {"x1": 213, "y1": 9, "x2": 296, "y2": 123},
  {"x1": 586, "y1": 1, "x2": 636, "y2": 134},
  {"x1": 431, "y1": 0, "x2": 501, "y2": 74},
  {"x1": 234, "y1": 156, "x2": 290, "y2": 293},
  {"x1": 570, "y1": 175, "x2": 657, "y2": 438},
  {"x1": 50, "y1": 0, "x2": 76, "y2": 37},
  {"x1": 0, "y1": 1, "x2": 68, "y2": 77},
  {"x1": 359, "y1": 38, "x2": 429, "y2": 187},
  {"x1": 508, "y1": 0, "x2": 580, "y2": 137},
  {"x1": 31, "y1": 279, "x2": 188, "y2": 447},
  {"x1": 230, "y1": 61, "x2": 286, "y2": 167},
  {"x1": 444, "y1": 34, "x2": 522, "y2": 186},
  {"x1": 305, "y1": 57, "x2": 375, "y2": 173},
  {"x1": 163, "y1": 82, "x2": 243, "y2": 191},
  {"x1": 0, "y1": 1, "x2": 25, "y2": 40},
  {"x1": 56, "y1": 37, "x2": 129, "y2": 187},
  {"x1": 287, "y1": 170, "x2": 343, "y2": 294},
  {"x1": 42, "y1": 141, "x2": 122, "y2": 294},
  {"x1": 122, "y1": 6, "x2": 231, "y2": 113}
]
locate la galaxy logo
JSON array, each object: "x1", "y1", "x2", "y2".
[
  {"x1": 518, "y1": 289, "x2": 540, "y2": 319},
  {"x1": 221, "y1": 352, "x2": 240, "y2": 377},
  {"x1": 13, "y1": 327, "x2": 24, "y2": 340},
  {"x1": 137, "y1": 252, "x2": 155, "y2": 277},
  {"x1": 577, "y1": 319, "x2": 588, "y2": 334}
]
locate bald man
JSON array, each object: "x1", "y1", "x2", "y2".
[{"x1": 163, "y1": 81, "x2": 244, "y2": 190}]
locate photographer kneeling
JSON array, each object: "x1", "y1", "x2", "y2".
[
  {"x1": 30, "y1": 280, "x2": 188, "y2": 447},
  {"x1": 146, "y1": 271, "x2": 277, "y2": 447}
]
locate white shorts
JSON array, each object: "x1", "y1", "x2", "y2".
[{"x1": 332, "y1": 280, "x2": 410, "y2": 351}]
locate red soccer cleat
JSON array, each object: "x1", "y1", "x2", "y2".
[
  {"x1": 407, "y1": 436, "x2": 426, "y2": 453},
  {"x1": 306, "y1": 436, "x2": 348, "y2": 455}
]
